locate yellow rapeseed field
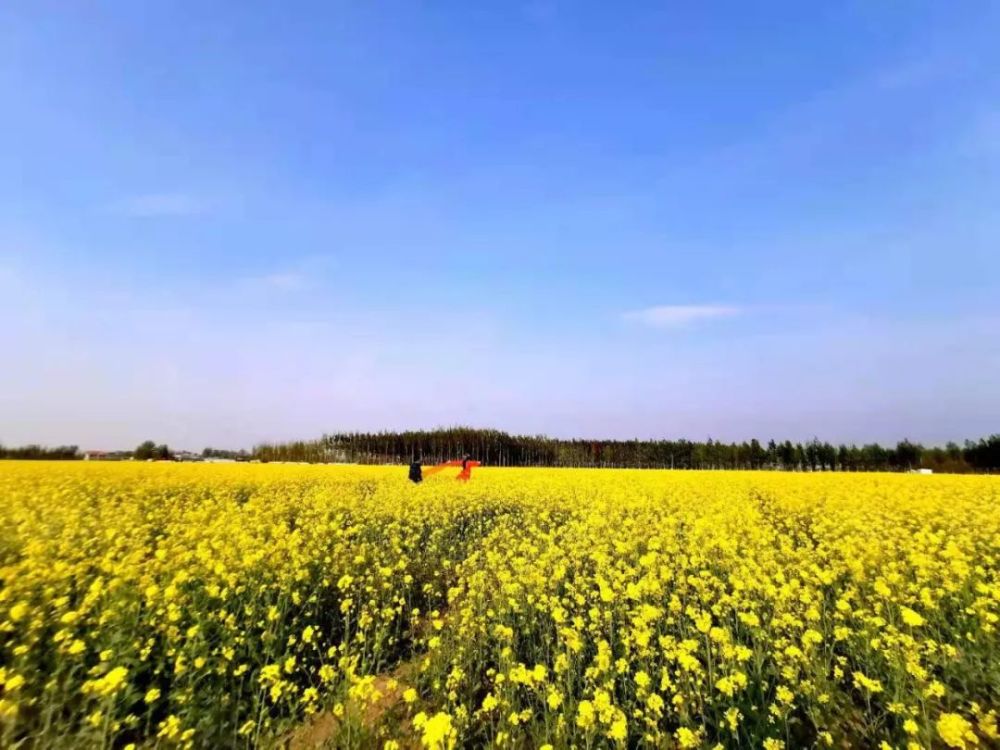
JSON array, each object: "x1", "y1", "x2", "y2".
[{"x1": 0, "y1": 463, "x2": 998, "y2": 749}]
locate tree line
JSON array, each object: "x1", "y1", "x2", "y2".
[
  {"x1": 0, "y1": 444, "x2": 81, "y2": 460},
  {"x1": 253, "y1": 428, "x2": 1000, "y2": 473},
  {"x1": 4, "y1": 431, "x2": 999, "y2": 472},
  {"x1": 0, "y1": 442, "x2": 247, "y2": 462}
]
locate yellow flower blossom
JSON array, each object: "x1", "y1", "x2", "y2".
[
  {"x1": 0, "y1": 462, "x2": 997, "y2": 749},
  {"x1": 937, "y1": 713, "x2": 976, "y2": 749}
]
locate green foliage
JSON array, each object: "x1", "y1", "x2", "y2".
[
  {"x1": 0, "y1": 444, "x2": 79, "y2": 460},
  {"x1": 253, "y1": 428, "x2": 994, "y2": 472},
  {"x1": 133, "y1": 440, "x2": 157, "y2": 461}
]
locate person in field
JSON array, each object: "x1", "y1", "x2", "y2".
[
  {"x1": 458, "y1": 453, "x2": 472, "y2": 482},
  {"x1": 408, "y1": 455, "x2": 423, "y2": 483}
]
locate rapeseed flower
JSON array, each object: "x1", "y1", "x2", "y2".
[{"x1": 0, "y1": 462, "x2": 996, "y2": 748}]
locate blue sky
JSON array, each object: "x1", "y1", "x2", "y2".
[{"x1": 2, "y1": 2, "x2": 999, "y2": 450}]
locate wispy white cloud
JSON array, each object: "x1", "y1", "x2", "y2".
[
  {"x1": 237, "y1": 271, "x2": 307, "y2": 293},
  {"x1": 108, "y1": 192, "x2": 207, "y2": 217},
  {"x1": 622, "y1": 304, "x2": 742, "y2": 328},
  {"x1": 230, "y1": 256, "x2": 340, "y2": 297},
  {"x1": 259, "y1": 272, "x2": 305, "y2": 291}
]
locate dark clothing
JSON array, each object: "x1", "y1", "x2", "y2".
[{"x1": 408, "y1": 461, "x2": 423, "y2": 483}]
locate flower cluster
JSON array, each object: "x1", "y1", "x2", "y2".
[{"x1": 1, "y1": 462, "x2": 997, "y2": 748}]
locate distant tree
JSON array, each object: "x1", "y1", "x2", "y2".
[
  {"x1": 893, "y1": 439, "x2": 923, "y2": 471},
  {"x1": 0, "y1": 444, "x2": 80, "y2": 460},
  {"x1": 919, "y1": 443, "x2": 971, "y2": 474},
  {"x1": 964, "y1": 435, "x2": 1000, "y2": 472},
  {"x1": 691, "y1": 442, "x2": 707, "y2": 469},
  {"x1": 849, "y1": 444, "x2": 862, "y2": 469},
  {"x1": 861, "y1": 443, "x2": 889, "y2": 471},
  {"x1": 794, "y1": 443, "x2": 807, "y2": 471},
  {"x1": 819, "y1": 441, "x2": 837, "y2": 471},
  {"x1": 248, "y1": 427, "x2": 998, "y2": 474},
  {"x1": 837, "y1": 444, "x2": 851, "y2": 471},
  {"x1": 766, "y1": 439, "x2": 778, "y2": 468},
  {"x1": 777, "y1": 441, "x2": 796, "y2": 470},
  {"x1": 202, "y1": 447, "x2": 249, "y2": 460},
  {"x1": 134, "y1": 441, "x2": 157, "y2": 460},
  {"x1": 152, "y1": 444, "x2": 172, "y2": 461},
  {"x1": 805, "y1": 439, "x2": 822, "y2": 471}
]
